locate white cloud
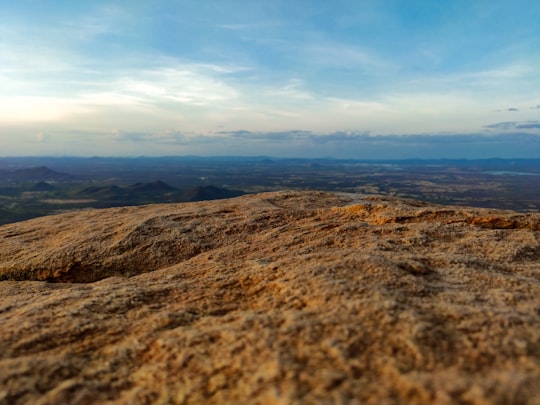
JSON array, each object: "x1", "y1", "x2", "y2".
[
  {"x1": 395, "y1": 63, "x2": 537, "y2": 95},
  {"x1": 301, "y1": 42, "x2": 391, "y2": 72},
  {"x1": 0, "y1": 96, "x2": 90, "y2": 123},
  {"x1": 264, "y1": 78, "x2": 314, "y2": 100},
  {"x1": 1, "y1": 2, "x2": 538, "y2": 157},
  {"x1": 129, "y1": 67, "x2": 239, "y2": 105},
  {"x1": 0, "y1": 61, "x2": 244, "y2": 127},
  {"x1": 35, "y1": 132, "x2": 49, "y2": 142}
]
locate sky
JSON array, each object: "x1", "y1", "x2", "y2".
[{"x1": 1, "y1": 0, "x2": 539, "y2": 158}]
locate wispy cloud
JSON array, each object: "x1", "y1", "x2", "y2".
[
  {"x1": 112, "y1": 129, "x2": 222, "y2": 145},
  {"x1": 35, "y1": 132, "x2": 50, "y2": 142},
  {"x1": 111, "y1": 130, "x2": 540, "y2": 159},
  {"x1": 517, "y1": 122, "x2": 540, "y2": 129},
  {"x1": 264, "y1": 79, "x2": 314, "y2": 101},
  {"x1": 484, "y1": 121, "x2": 540, "y2": 131},
  {"x1": 115, "y1": 67, "x2": 240, "y2": 106},
  {"x1": 0, "y1": 60, "x2": 245, "y2": 125},
  {"x1": 300, "y1": 42, "x2": 391, "y2": 72},
  {"x1": 1, "y1": 1, "x2": 539, "y2": 157},
  {"x1": 0, "y1": 96, "x2": 91, "y2": 123},
  {"x1": 393, "y1": 63, "x2": 537, "y2": 95},
  {"x1": 217, "y1": 21, "x2": 283, "y2": 31}
]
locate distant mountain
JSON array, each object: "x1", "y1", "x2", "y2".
[
  {"x1": 77, "y1": 181, "x2": 176, "y2": 200},
  {"x1": 182, "y1": 185, "x2": 245, "y2": 202},
  {"x1": 0, "y1": 166, "x2": 74, "y2": 182},
  {"x1": 128, "y1": 181, "x2": 176, "y2": 193},
  {"x1": 77, "y1": 185, "x2": 127, "y2": 199},
  {"x1": 31, "y1": 181, "x2": 56, "y2": 191},
  {"x1": 77, "y1": 182, "x2": 244, "y2": 202}
]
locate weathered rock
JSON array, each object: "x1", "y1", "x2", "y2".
[{"x1": 0, "y1": 191, "x2": 539, "y2": 404}]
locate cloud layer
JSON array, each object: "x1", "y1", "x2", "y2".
[
  {"x1": 0, "y1": 1, "x2": 539, "y2": 157},
  {"x1": 8, "y1": 128, "x2": 537, "y2": 159}
]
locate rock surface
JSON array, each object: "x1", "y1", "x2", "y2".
[{"x1": 0, "y1": 190, "x2": 539, "y2": 404}]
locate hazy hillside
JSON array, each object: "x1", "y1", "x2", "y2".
[
  {"x1": 0, "y1": 191, "x2": 538, "y2": 404},
  {"x1": 0, "y1": 166, "x2": 74, "y2": 182}
]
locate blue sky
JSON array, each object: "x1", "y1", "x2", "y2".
[{"x1": 1, "y1": 0, "x2": 539, "y2": 158}]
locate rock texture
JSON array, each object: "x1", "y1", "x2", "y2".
[{"x1": 0, "y1": 190, "x2": 539, "y2": 404}]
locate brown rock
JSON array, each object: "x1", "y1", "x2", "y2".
[{"x1": 0, "y1": 191, "x2": 539, "y2": 404}]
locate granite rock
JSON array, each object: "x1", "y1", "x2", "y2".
[{"x1": 0, "y1": 191, "x2": 539, "y2": 404}]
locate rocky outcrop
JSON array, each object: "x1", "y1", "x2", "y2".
[{"x1": 0, "y1": 191, "x2": 539, "y2": 404}]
